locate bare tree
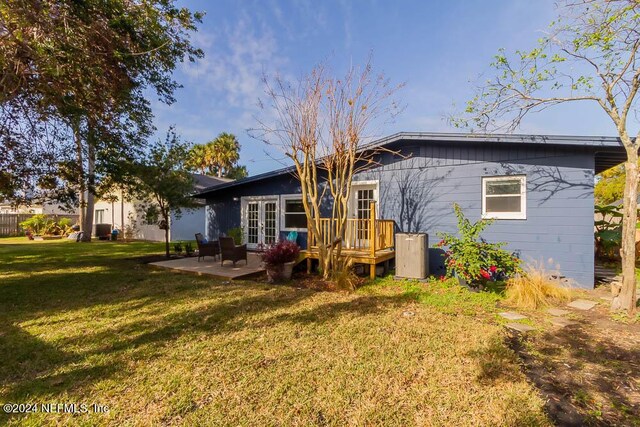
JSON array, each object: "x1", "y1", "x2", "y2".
[
  {"x1": 256, "y1": 58, "x2": 402, "y2": 281},
  {"x1": 454, "y1": 0, "x2": 639, "y2": 314}
]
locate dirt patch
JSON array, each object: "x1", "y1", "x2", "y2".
[{"x1": 507, "y1": 300, "x2": 640, "y2": 426}]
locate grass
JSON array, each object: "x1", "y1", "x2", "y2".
[
  {"x1": 504, "y1": 267, "x2": 572, "y2": 310},
  {"x1": 0, "y1": 237, "x2": 550, "y2": 426}
]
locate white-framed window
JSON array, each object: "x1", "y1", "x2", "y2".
[
  {"x1": 95, "y1": 209, "x2": 105, "y2": 224},
  {"x1": 482, "y1": 175, "x2": 527, "y2": 220},
  {"x1": 280, "y1": 194, "x2": 307, "y2": 231}
]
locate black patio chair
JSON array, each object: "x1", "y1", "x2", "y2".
[
  {"x1": 195, "y1": 233, "x2": 220, "y2": 261},
  {"x1": 219, "y1": 236, "x2": 247, "y2": 266}
]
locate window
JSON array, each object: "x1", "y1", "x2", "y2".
[
  {"x1": 283, "y1": 198, "x2": 307, "y2": 230},
  {"x1": 482, "y1": 176, "x2": 526, "y2": 219},
  {"x1": 95, "y1": 209, "x2": 105, "y2": 224}
]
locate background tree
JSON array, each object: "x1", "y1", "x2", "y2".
[
  {"x1": 226, "y1": 165, "x2": 249, "y2": 180},
  {"x1": 256, "y1": 59, "x2": 401, "y2": 281},
  {"x1": 1, "y1": 0, "x2": 204, "y2": 240},
  {"x1": 186, "y1": 132, "x2": 247, "y2": 178},
  {"x1": 595, "y1": 164, "x2": 630, "y2": 205},
  {"x1": 453, "y1": 0, "x2": 639, "y2": 314},
  {"x1": 135, "y1": 129, "x2": 197, "y2": 258}
]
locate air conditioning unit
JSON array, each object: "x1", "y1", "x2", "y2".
[{"x1": 395, "y1": 233, "x2": 429, "y2": 279}]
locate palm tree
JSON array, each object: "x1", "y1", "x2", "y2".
[
  {"x1": 212, "y1": 133, "x2": 240, "y2": 177},
  {"x1": 186, "y1": 143, "x2": 214, "y2": 175},
  {"x1": 185, "y1": 132, "x2": 244, "y2": 178}
]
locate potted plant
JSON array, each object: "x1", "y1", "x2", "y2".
[
  {"x1": 260, "y1": 240, "x2": 300, "y2": 282},
  {"x1": 173, "y1": 242, "x2": 183, "y2": 255},
  {"x1": 184, "y1": 242, "x2": 194, "y2": 257}
]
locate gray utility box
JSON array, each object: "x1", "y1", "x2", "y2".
[{"x1": 395, "y1": 233, "x2": 429, "y2": 279}]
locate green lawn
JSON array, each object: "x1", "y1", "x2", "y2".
[{"x1": 0, "y1": 238, "x2": 549, "y2": 426}]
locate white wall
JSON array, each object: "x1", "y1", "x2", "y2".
[
  {"x1": 170, "y1": 207, "x2": 206, "y2": 241},
  {"x1": 92, "y1": 192, "x2": 205, "y2": 242}
]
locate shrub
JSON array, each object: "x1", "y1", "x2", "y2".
[
  {"x1": 19, "y1": 214, "x2": 49, "y2": 235},
  {"x1": 184, "y1": 242, "x2": 194, "y2": 256},
  {"x1": 437, "y1": 204, "x2": 521, "y2": 286},
  {"x1": 173, "y1": 242, "x2": 183, "y2": 254},
  {"x1": 260, "y1": 240, "x2": 300, "y2": 268},
  {"x1": 594, "y1": 204, "x2": 622, "y2": 259},
  {"x1": 227, "y1": 227, "x2": 243, "y2": 245},
  {"x1": 19, "y1": 215, "x2": 74, "y2": 236},
  {"x1": 505, "y1": 261, "x2": 571, "y2": 309}
]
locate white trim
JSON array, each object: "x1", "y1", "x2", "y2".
[
  {"x1": 280, "y1": 194, "x2": 307, "y2": 232},
  {"x1": 481, "y1": 175, "x2": 527, "y2": 220},
  {"x1": 349, "y1": 180, "x2": 379, "y2": 219}
]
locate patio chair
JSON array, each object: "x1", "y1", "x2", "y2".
[
  {"x1": 195, "y1": 233, "x2": 220, "y2": 262},
  {"x1": 219, "y1": 236, "x2": 247, "y2": 266}
]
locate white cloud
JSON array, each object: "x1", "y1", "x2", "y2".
[{"x1": 182, "y1": 17, "x2": 287, "y2": 114}]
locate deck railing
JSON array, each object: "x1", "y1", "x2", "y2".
[{"x1": 307, "y1": 203, "x2": 395, "y2": 255}]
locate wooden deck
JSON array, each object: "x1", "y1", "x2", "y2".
[
  {"x1": 304, "y1": 203, "x2": 396, "y2": 279},
  {"x1": 302, "y1": 248, "x2": 395, "y2": 279}
]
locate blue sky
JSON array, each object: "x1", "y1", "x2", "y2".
[{"x1": 152, "y1": 0, "x2": 622, "y2": 175}]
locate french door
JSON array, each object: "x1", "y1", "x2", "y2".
[
  {"x1": 346, "y1": 183, "x2": 378, "y2": 249},
  {"x1": 244, "y1": 198, "x2": 278, "y2": 249}
]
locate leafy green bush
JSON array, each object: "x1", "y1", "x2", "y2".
[
  {"x1": 184, "y1": 242, "x2": 194, "y2": 255},
  {"x1": 19, "y1": 214, "x2": 49, "y2": 235},
  {"x1": 594, "y1": 204, "x2": 622, "y2": 259},
  {"x1": 437, "y1": 204, "x2": 521, "y2": 286},
  {"x1": 20, "y1": 215, "x2": 74, "y2": 236},
  {"x1": 227, "y1": 227, "x2": 243, "y2": 245},
  {"x1": 173, "y1": 242, "x2": 183, "y2": 254}
]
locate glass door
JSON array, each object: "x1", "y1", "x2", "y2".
[
  {"x1": 347, "y1": 183, "x2": 378, "y2": 249},
  {"x1": 356, "y1": 188, "x2": 374, "y2": 247},
  {"x1": 247, "y1": 202, "x2": 259, "y2": 246},
  {"x1": 243, "y1": 198, "x2": 279, "y2": 249},
  {"x1": 263, "y1": 201, "x2": 277, "y2": 245}
]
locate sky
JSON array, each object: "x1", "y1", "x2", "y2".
[{"x1": 151, "y1": 0, "x2": 623, "y2": 176}]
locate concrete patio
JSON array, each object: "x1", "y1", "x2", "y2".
[{"x1": 149, "y1": 252, "x2": 265, "y2": 280}]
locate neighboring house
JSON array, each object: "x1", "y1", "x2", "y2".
[
  {"x1": 194, "y1": 132, "x2": 626, "y2": 289},
  {"x1": 93, "y1": 173, "x2": 230, "y2": 241},
  {"x1": 0, "y1": 200, "x2": 69, "y2": 215}
]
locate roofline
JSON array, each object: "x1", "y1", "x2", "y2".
[{"x1": 193, "y1": 131, "x2": 625, "y2": 197}]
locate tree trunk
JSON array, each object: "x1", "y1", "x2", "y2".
[
  {"x1": 164, "y1": 217, "x2": 170, "y2": 258},
  {"x1": 74, "y1": 121, "x2": 85, "y2": 234},
  {"x1": 120, "y1": 187, "x2": 125, "y2": 234},
  {"x1": 612, "y1": 152, "x2": 638, "y2": 314},
  {"x1": 81, "y1": 133, "x2": 96, "y2": 242}
]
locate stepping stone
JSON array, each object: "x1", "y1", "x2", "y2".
[
  {"x1": 402, "y1": 310, "x2": 416, "y2": 318},
  {"x1": 547, "y1": 308, "x2": 570, "y2": 317},
  {"x1": 505, "y1": 323, "x2": 536, "y2": 333},
  {"x1": 567, "y1": 299, "x2": 598, "y2": 311},
  {"x1": 549, "y1": 317, "x2": 577, "y2": 328},
  {"x1": 499, "y1": 312, "x2": 528, "y2": 320},
  {"x1": 599, "y1": 295, "x2": 612, "y2": 301}
]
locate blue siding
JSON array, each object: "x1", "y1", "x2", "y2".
[
  {"x1": 204, "y1": 139, "x2": 597, "y2": 288},
  {"x1": 204, "y1": 173, "x2": 313, "y2": 245},
  {"x1": 358, "y1": 142, "x2": 595, "y2": 288}
]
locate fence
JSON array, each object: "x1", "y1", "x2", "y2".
[{"x1": 0, "y1": 214, "x2": 79, "y2": 237}]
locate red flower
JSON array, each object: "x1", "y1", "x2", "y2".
[
  {"x1": 489, "y1": 265, "x2": 497, "y2": 273},
  {"x1": 480, "y1": 270, "x2": 491, "y2": 279}
]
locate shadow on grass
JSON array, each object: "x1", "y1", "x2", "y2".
[
  {"x1": 511, "y1": 326, "x2": 640, "y2": 426},
  {"x1": 1, "y1": 282, "x2": 409, "y2": 404}
]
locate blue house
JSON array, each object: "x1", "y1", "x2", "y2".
[{"x1": 194, "y1": 132, "x2": 626, "y2": 288}]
